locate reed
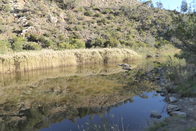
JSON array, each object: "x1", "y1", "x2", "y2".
[{"x1": 0, "y1": 48, "x2": 140, "y2": 73}]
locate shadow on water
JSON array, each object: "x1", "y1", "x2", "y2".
[{"x1": 0, "y1": 59, "x2": 169, "y2": 131}]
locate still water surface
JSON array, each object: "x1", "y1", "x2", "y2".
[{"x1": 0, "y1": 60, "x2": 168, "y2": 131}]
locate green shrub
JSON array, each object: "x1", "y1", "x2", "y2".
[
  {"x1": 0, "y1": 4, "x2": 12, "y2": 12},
  {"x1": 137, "y1": 42, "x2": 147, "y2": 47},
  {"x1": 108, "y1": 14, "x2": 115, "y2": 20},
  {"x1": 12, "y1": 36, "x2": 28, "y2": 52},
  {"x1": 58, "y1": 34, "x2": 66, "y2": 42},
  {"x1": 23, "y1": 42, "x2": 42, "y2": 50},
  {"x1": 44, "y1": 32, "x2": 53, "y2": 37},
  {"x1": 102, "y1": 8, "x2": 111, "y2": 14},
  {"x1": 84, "y1": 10, "x2": 93, "y2": 16},
  {"x1": 28, "y1": 34, "x2": 39, "y2": 42},
  {"x1": 124, "y1": 41, "x2": 137, "y2": 48},
  {"x1": 38, "y1": 36, "x2": 55, "y2": 48},
  {"x1": 0, "y1": 40, "x2": 11, "y2": 54},
  {"x1": 59, "y1": 42, "x2": 75, "y2": 49},
  {"x1": 94, "y1": 13, "x2": 102, "y2": 17},
  {"x1": 104, "y1": 37, "x2": 120, "y2": 47},
  {"x1": 0, "y1": 25, "x2": 7, "y2": 34},
  {"x1": 71, "y1": 39, "x2": 85, "y2": 48},
  {"x1": 74, "y1": 25, "x2": 83, "y2": 31},
  {"x1": 86, "y1": 37, "x2": 105, "y2": 48},
  {"x1": 97, "y1": 18, "x2": 107, "y2": 25}
]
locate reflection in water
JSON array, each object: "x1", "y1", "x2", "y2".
[{"x1": 0, "y1": 60, "x2": 168, "y2": 131}]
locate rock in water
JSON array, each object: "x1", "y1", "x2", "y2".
[{"x1": 150, "y1": 110, "x2": 161, "y2": 119}]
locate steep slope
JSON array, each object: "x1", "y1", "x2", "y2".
[{"x1": 0, "y1": 0, "x2": 177, "y2": 52}]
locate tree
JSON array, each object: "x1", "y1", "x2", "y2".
[
  {"x1": 156, "y1": 2, "x2": 163, "y2": 9},
  {"x1": 181, "y1": 0, "x2": 188, "y2": 12},
  {"x1": 170, "y1": 13, "x2": 196, "y2": 53},
  {"x1": 143, "y1": 0, "x2": 154, "y2": 8}
]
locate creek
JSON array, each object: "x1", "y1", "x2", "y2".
[{"x1": 0, "y1": 59, "x2": 169, "y2": 131}]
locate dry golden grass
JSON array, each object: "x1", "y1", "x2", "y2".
[{"x1": 0, "y1": 48, "x2": 140, "y2": 73}]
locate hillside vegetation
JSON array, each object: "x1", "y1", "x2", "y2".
[{"x1": 0, "y1": 0, "x2": 183, "y2": 53}]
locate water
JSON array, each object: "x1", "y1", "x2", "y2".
[
  {"x1": 40, "y1": 92, "x2": 168, "y2": 131},
  {"x1": 0, "y1": 60, "x2": 169, "y2": 131}
]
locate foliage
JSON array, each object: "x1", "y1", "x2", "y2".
[
  {"x1": 181, "y1": 0, "x2": 188, "y2": 12},
  {"x1": 164, "y1": 55, "x2": 196, "y2": 96},
  {"x1": 0, "y1": 0, "x2": 195, "y2": 54},
  {"x1": 0, "y1": 25, "x2": 7, "y2": 34},
  {"x1": 59, "y1": 42, "x2": 74, "y2": 49},
  {"x1": 23, "y1": 42, "x2": 42, "y2": 50},
  {"x1": 104, "y1": 37, "x2": 120, "y2": 47},
  {"x1": 12, "y1": 36, "x2": 27, "y2": 52},
  {"x1": 169, "y1": 13, "x2": 196, "y2": 53},
  {"x1": 84, "y1": 10, "x2": 93, "y2": 16},
  {"x1": 0, "y1": 4, "x2": 11, "y2": 12},
  {"x1": 155, "y1": 2, "x2": 163, "y2": 9},
  {"x1": 86, "y1": 37, "x2": 105, "y2": 48},
  {"x1": 0, "y1": 40, "x2": 11, "y2": 54},
  {"x1": 70, "y1": 39, "x2": 85, "y2": 48},
  {"x1": 47, "y1": 0, "x2": 77, "y2": 10}
]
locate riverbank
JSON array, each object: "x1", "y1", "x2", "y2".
[
  {"x1": 148, "y1": 63, "x2": 196, "y2": 131},
  {"x1": 0, "y1": 48, "x2": 140, "y2": 73}
]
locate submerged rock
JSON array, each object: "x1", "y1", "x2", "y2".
[
  {"x1": 169, "y1": 97, "x2": 178, "y2": 103},
  {"x1": 150, "y1": 110, "x2": 161, "y2": 119}
]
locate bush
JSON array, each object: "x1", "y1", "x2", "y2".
[
  {"x1": 94, "y1": 13, "x2": 102, "y2": 17},
  {"x1": 12, "y1": 36, "x2": 27, "y2": 51},
  {"x1": 102, "y1": 8, "x2": 111, "y2": 14},
  {"x1": 0, "y1": 4, "x2": 12, "y2": 12},
  {"x1": 97, "y1": 18, "x2": 107, "y2": 25},
  {"x1": 0, "y1": 25, "x2": 7, "y2": 34},
  {"x1": 23, "y1": 42, "x2": 42, "y2": 50},
  {"x1": 0, "y1": 40, "x2": 11, "y2": 54},
  {"x1": 108, "y1": 14, "x2": 115, "y2": 20},
  {"x1": 84, "y1": 10, "x2": 93, "y2": 16},
  {"x1": 59, "y1": 42, "x2": 75, "y2": 49},
  {"x1": 28, "y1": 34, "x2": 39, "y2": 42},
  {"x1": 71, "y1": 39, "x2": 85, "y2": 48},
  {"x1": 104, "y1": 37, "x2": 120, "y2": 47},
  {"x1": 86, "y1": 37, "x2": 105, "y2": 48}
]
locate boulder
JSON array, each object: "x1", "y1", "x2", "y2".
[
  {"x1": 169, "y1": 111, "x2": 187, "y2": 117},
  {"x1": 167, "y1": 104, "x2": 180, "y2": 113},
  {"x1": 169, "y1": 97, "x2": 178, "y2": 103}
]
